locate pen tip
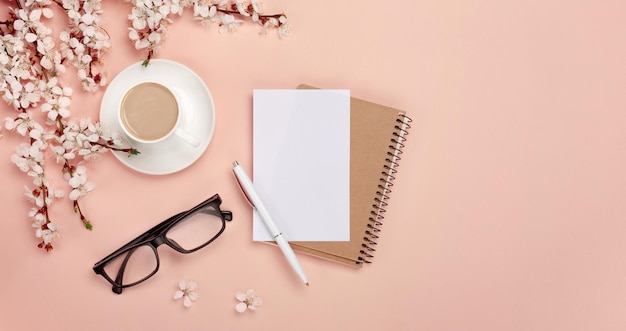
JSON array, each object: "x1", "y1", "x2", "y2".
[{"x1": 305, "y1": 282, "x2": 310, "y2": 286}]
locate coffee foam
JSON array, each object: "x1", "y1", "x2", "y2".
[{"x1": 120, "y1": 82, "x2": 178, "y2": 141}]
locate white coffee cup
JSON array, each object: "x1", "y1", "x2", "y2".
[{"x1": 118, "y1": 81, "x2": 200, "y2": 146}]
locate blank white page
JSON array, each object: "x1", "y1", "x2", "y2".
[{"x1": 252, "y1": 89, "x2": 350, "y2": 241}]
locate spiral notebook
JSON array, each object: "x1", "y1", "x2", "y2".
[{"x1": 253, "y1": 84, "x2": 412, "y2": 267}]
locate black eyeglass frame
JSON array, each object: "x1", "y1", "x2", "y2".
[{"x1": 93, "y1": 194, "x2": 233, "y2": 294}]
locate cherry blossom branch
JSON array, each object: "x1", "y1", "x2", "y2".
[
  {"x1": 127, "y1": 0, "x2": 290, "y2": 65},
  {"x1": 1, "y1": 0, "x2": 288, "y2": 252},
  {"x1": 91, "y1": 141, "x2": 140, "y2": 156},
  {"x1": 2, "y1": 1, "x2": 136, "y2": 251},
  {"x1": 33, "y1": 188, "x2": 60, "y2": 251},
  {"x1": 26, "y1": 162, "x2": 62, "y2": 252},
  {"x1": 10, "y1": 138, "x2": 64, "y2": 252},
  {"x1": 57, "y1": 0, "x2": 112, "y2": 91}
]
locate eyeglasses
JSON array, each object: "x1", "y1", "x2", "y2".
[{"x1": 93, "y1": 194, "x2": 233, "y2": 294}]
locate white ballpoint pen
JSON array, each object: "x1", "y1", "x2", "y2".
[{"x1": 232, "y1": 161, "x2": 310, "y2": 286}]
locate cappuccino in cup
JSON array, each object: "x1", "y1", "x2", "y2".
[{"x1": 120, "y1": 82, "x2": 179, "y2": 142}]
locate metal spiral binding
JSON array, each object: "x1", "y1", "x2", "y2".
[{"x1": 357, "y1": 114, "x2": 412, "y2": 265}]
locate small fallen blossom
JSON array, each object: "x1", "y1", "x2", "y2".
[
  {"x1": 173, "y1": 280, "x2": 199, "y2": 308},
  {"x1": 235, "y1": 289, "x2": 263, "y2": 313}
]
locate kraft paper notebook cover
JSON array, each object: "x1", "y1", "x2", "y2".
[{"x1": 254, "y1": 84, "x2": 412, "y2": 268}]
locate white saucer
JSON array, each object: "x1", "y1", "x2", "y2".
[{"x1": 99, "y1": 59, "x2": 215, "y2": 175}]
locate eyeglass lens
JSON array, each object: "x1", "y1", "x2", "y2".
[
  {"x1": 166, "y1": 206, "x2": 224, "y2": 251},
  {"x1": 103, "y1": 245, "x2": 158, "y2": 286},
  {"x1": 101, "y1": 205, "x2": 225, "y2": 287}
]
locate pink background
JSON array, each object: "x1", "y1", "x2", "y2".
[{"x1": 2, "y1": 1, "x2": 626, "y2": 330}]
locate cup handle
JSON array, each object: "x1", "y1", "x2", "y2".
[{"x1": 174, "y1": 128, "x2": 201, "y2": 147}]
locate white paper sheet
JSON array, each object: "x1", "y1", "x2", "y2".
[{"x1": 252, "y1": 89, "x2": 350, "y2": 241}]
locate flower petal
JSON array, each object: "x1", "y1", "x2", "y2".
[
  {"x1": 42, "y1": 8, "x2": 53, "y2": 18},
  {"x1": 252, "y1": 297, "x2": 263, "y2": 306},
  {"x1": 235, "y1": 302, "x2": 247, "y2": 313},
  {"x1": 14, "y1": 19, "x2": 25, "y2": 31},
  {"x1": 183, "y1": 296, "x2": 192, "y2": 307},
  {"x1": 173, "y1": 290, "x2": 183, "y2": 300},
  {"x1": 178, "y1": 280, "x2": 186, "y2": 290},
  {"x1": 188, "y1": 292, "x2": 199, "y2": 301},
  {"x1": 235, "y1": 291, "x2": 246, "y2": 301},
  {"x1": 25, "y1": 33, "x2": 37, "y2": 43}
]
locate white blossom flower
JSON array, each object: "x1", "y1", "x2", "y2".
[
  {"x1": 68, "y1": 165, "x2": 94, "y2": 200},
  {"x1": 51, "y1": 144, "x2": 76, "y2": 163},
  {"x1": 25, "y1": 185, "x2": 45, "y2": 208},
  {"x1": 109, "y1": 131, "x2": 130, "y2": 147},
  {"x1": 193, "y1": 3, "x2": 209, "y2": 17},
  {"x1": 173, "y1": 280, "x2": 199, "y2": 308},
  {"x1": 278, "y1": 15, "x2": 290, "y2": 38},
  {"x1": 251, "y1": 0, "x2": 263, "y2": 14},
  {"x1": 0, "y1": 50, "x2": 9, "y2": 66},
  {"x1": 235, "y1": 289, "x2": 263, "y2": 313},
  {"x1": 193, "y1": 4, "x2": 218, "y2": 26},
  {"x1": 250, "y1": 0, "x2": 263, "y2": 22},
  {"x1": 78, "y1": 144, "x2": 106, "y2": 161},
  {"x1": 3, "y1": 77, "x2": 41, "y2": 109},
  {"x1": 129, "y1": 6, "x2": 148, "y2": 30},
  {"x1": 29, "y1": 207, "x2": 47, "y2": 227},
  {"x1": 20, "y1": 82, "x2": 41, "y2": 109},
  {"x1": 235, "y1": 0, "x2": 250, "y2": 16},
  {"x1": 170, "y1": 0, "x2": 184, "y2": 15},
  {"x1": 41, "y1": 95, "x2": 71, "y2": 121},
  {"x1": 5, "y1": 111, "x2": 34, "y2": 136},
  {"x1": 36, "y1": 222, "x2": 61, "y2": 244},
  {"x1": 11, "y1": 141, "x2": 45, "y2": 172},
  {"x1": 219, "y1": 14, "x2": 242, "y2": 33},
  {"x1": 8, "y1": 55, "x2": 33, "y2": 80}
]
